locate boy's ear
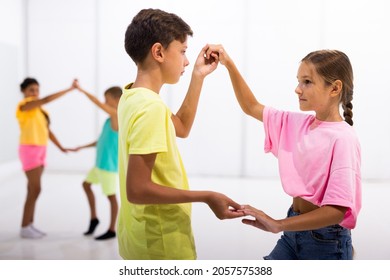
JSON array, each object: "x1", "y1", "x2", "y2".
[{"x1": 151, "y1": 42, "x2": 164, "y2": 62}]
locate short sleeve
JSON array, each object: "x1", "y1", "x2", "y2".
[
  {"x1": 128, "y1": 101, "x2": 169, "y2": 155},
  {"x1": 263, "y1": 107, "x2": 287, "y2": 156},
  {"x1": 321, "y1": 137, "x2": 362, "y2": 228}
]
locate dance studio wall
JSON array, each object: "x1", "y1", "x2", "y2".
[
  {"x1": 22, "y1": 0, "x2": 390, "y2": 179},
  {"x1": 0, "y1": 0, "x2": 25, "y2": 164}
]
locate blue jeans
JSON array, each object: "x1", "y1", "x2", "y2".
[{"x1": 264, "y1": 207, "x2": 353, "y2": 260}]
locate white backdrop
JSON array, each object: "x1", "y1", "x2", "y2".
[{"x1": 4, "y1": 0, "x2": 390, "y2": 179}]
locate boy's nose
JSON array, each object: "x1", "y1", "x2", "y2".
[{"x1": 184, "y1": 57, "x2": 190, "y2": 67}]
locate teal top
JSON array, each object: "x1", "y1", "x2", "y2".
[{"x1": 96, "y1": 118, "x2": 118, "y2": 172}]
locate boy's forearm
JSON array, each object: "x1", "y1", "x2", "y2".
[
  {"x1": 174, "y1": 73, "x2": 205, "y2": 137},
  {"x1": 127, "y1": 179, "x2": 210, "y2": 205}
]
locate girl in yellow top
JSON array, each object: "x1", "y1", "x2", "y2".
[{"x1": 16, "y1": 77, "x2": 76, "y2": 239}]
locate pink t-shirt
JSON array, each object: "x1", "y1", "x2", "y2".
[{"x1": 263, "y1": 107, "x2": 361, "y2": 229}]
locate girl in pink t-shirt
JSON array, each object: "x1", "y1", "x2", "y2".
[{"x1": 207, "y1": 47, "x2": 361, "y2": 260}]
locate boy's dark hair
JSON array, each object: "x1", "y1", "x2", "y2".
[
  {"x1": 104, "y1": 86, "x2": 122, "y2": 99},
  {"x1": 20, "y1": 77, "x2": 39, "y2": 91},
  {"x1": 124, "y1": 8, "x2": 193, "y2": 64}
]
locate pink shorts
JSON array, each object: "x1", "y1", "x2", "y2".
[{"x1": 19, "y1": 145, "x2": 47, "y2": 171}]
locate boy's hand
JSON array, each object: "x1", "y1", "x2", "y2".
[
  {"x1": 193, "y1": 44, "x2": 220, "y2": 77},
  {"x1": 205, "y1": 44, "x2": 231, "y2": 66},
  {"x1": 206, "y1": 191, "x2": 244, "y2": 220}
]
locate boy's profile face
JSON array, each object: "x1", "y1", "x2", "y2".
[{"x1": 160, "y1": 39, "x2": 190, "y2": 84}]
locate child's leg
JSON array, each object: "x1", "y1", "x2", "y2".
[
  {"x1": 82, "y1": 181, "x2": 97, "y2": 219},
  {"x1": 94, "y1": 170, "x2": 117, "y2": 240},
  {"x1": 107, "y1": 194, "x2": 118, "y2": 232},
  {"x1": 22, "y1": 166, "x2": 43, "y2": 227},
  {"x1": 20, "y1": 166, "x2": 45, "y2": 238},
  {"x1": 82, "y1": 181, "x2": 99, "y2": 235},
  {"x1": 94, "y1": 194, "x2": 117, "y2": 240}
]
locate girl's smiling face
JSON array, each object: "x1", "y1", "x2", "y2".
[
  {"x1": 295, "y1": 61, "x2": 343, "y2": 122},
  {"x1": 295, "y1": 62, "x2": 334, "y2": 114},
  {"x1": 22, "y1": 83, "x2": 40, "y2": 98}
]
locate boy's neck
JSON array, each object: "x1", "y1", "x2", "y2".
[{"x1": 133, "y1": 67, "x2": 163, "y2": 94}]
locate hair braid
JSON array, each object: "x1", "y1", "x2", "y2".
[{"x1": 342, "y1": 91, "x2": 354, "y2": 126}]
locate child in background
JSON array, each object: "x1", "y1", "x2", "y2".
[
  {"x1": 72, "y1": 81, "x2": 121, "y2": 240},
  {"x1": 208, "y1": 45, "x2": 361, "y2": 260},
  {"x1": 16, "y1": 77, "x2": 77, "y2": 239},
  {"x1": 117, "y1": 9, "x2": 243, "y2": 260}
]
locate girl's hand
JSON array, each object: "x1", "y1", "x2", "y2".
[{"x1": 241, "y1": 205, "x2": 282, "y2": 233}]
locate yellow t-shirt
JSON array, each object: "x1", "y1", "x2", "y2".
[
  {"x1": 16, "y1": 97, "x2": 49, "y2": 146},
  {"x1": 117, "y1": 84, "x2": 196, "y2": 260}
]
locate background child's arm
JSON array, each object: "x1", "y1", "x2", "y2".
[
  {"x1": 126, "y1": 153, "x2": 244, "y2": 220},
  {"x1": 48, "y1": 129, "x2": 72, "y2": 153},
  {"x1": 75, "y1": 82, "x2": 116, "y2": 117},
  {"x1": 68, "y1": 141, "x2": 97, "y2": 152},
  {"x1": 75, "y1": 82, "x2": 119, "y2": 131},
  {"x1": 20, "y1": 79, "x2": 77, "y2": 111},
  {"x1": 171, "y1": 45, "x2": 219, "y2": 138},
  {"x1": 207, "y1": 45, "x2": 265, "y2": 122}
]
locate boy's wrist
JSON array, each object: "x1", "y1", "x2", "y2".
[{"x1": 191, "y1": 69, "x2": 207, "y2": 80}]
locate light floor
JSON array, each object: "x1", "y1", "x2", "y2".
[{"x1": 0, "y1": 170, "x2": 389, "y2": 260}]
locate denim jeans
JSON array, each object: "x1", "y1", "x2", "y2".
[{"x1": 264, "y1": 207, "x2": 353, "y2": 260}]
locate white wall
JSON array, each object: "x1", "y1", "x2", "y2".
[
  {"x1": 0, "y1": 0, "x2": 25, "y2": 164},
  {"x1": 5, "y1": 0, "x2": 390, "y2": 179}
]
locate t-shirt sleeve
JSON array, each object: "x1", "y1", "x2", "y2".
[
  {"x1": 127, "y1": 101, "x2": 169, "y2": 155},
  {"x1": 321, "y1": 137, "x2": 362, "y2": 228},
  {"x1": 263, "y1": 106, "x2": 287, "y2": 156},
  {"x1": 16, "y1": 100, "x2": 26, "y2": 120}
]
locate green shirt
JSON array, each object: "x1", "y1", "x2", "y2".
[{"x1": 96, "y1": 118, "x2": 118, "y2": 172}]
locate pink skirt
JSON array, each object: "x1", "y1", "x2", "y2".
[{"x1": 18, "y1": 145, "x2": 47, "y2": 171}]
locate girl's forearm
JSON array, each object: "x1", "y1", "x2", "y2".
[{"x1": 278, "y1": 205, "x2": 347, "y2": 232}]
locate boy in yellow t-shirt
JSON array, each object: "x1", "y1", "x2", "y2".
[{"x1": 117, "y1": 9, "x2": 244, "y2": 260}]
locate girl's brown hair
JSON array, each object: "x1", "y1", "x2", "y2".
[{"x1": 302, "y1": 50, "x2": 354, "y2": 126}]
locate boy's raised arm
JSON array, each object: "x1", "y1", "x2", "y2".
[{"x1": 172, "y1": 44, "x2": 219, "y2": 138}]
